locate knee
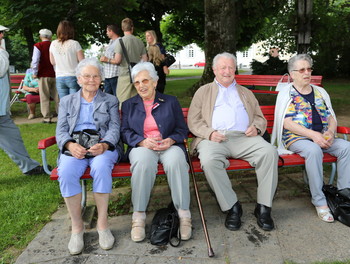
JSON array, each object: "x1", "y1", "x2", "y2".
[{"x1": 304, "y1": 144, "x2": 323, "y2": 158}]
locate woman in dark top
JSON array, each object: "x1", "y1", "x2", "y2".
[{"x1": 148, "y1": 45, "x2": 169, "y2": 93}]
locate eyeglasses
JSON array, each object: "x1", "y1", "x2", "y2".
[
  {"x1": 134, "y1": 78, "x2": 150, "y2": 87},
  {"x1": 81, "y1": 74, "x2": 101, "y2": 80},
  {"x1": 292, "y1": 67, "x2": 313, "y2": 74}
]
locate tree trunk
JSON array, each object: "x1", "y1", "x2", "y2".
[
  {"x1": 190, "y1": 0, "x2": 236, "y2": 95},
  {"x1": 23, "y1": 26, "x2": 34, "y2": 59},
  {"x1": 297, "y1": 0, "x2": 313, "y2": 54}
]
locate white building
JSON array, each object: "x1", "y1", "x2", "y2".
[{"x1": 171, "y1": 43, "x2": 292, "y2": 69}]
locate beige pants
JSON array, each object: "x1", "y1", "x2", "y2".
[
  {"x1": 39, "y1": 77, "x2": 59, "y2": 120},
  {"x1": 196, "y1": 131, "x2": 278, "y2": 211},
  {"x1": 116, "y1": 75, "x2": 137, "y2": 107}
]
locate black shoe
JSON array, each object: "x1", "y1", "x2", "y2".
[
  {"x1": 24, "y1": 165, "x2": 51, "y2": 175},
  {"x1": 225, "y1": 201, "x2": 243, "y2": 231},
  {"x1": 254, "y1": 203, "x2": 274, "y2": 231}
]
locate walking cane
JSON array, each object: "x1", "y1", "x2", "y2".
[{"x1": 184, "y1": 139, "x2": 215, "y2": 257}]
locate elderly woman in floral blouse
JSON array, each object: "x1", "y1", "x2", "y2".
[{"x1": 271, "y1": 54, "x2": 350, "y2": 223}]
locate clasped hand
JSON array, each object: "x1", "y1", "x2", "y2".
[
  {"x1": 139, "y1": 137, "x2": 175, "y2": 151},
  {"x1": 67, "y1": 142, "x2": 107, "y2": 159},
  {"x1": 312, "y1": 131, "x2": 333, "y2": 149}
]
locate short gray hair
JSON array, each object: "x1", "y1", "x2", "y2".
[
  {"x1": 75, "y1": 58, "x2": 104, "y2": 79},
  {"x1": 131, "y1": 61, "x2": 159, "y2": 82},
  {"x1": 212, "y1": 52, "x2": 237, "y2": 69},
  {"x1": 288, "y1": 54, "x2": 313, "y2": 73}
]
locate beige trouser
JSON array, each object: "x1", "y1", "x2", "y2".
[
  {"x1": 116, "y1": 75, "x2": 137, "y2": 108},
  {"x1": 39, "y1": 77, "x2": 59, "y2": 120},
  {"x1": 196, "y1": 131, "x2": 278, "y2": 211}
]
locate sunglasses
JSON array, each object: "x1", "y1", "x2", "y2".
[
  {"x1": 292, "y1": 67, "x2": 313, "y2": 74},
  {"x1": 133, "y1": 78, "x2": 150, "y2": 87}
]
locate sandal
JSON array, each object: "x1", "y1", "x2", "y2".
[{"x1": 315, "y1": 207, "x2": 334, "y2": 223}]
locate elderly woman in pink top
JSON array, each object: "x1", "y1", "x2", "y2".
[{"x1": 120, "y1": 62, "x2": 192, "y2": 243}]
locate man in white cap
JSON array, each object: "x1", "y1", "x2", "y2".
[
  {"x1": 0, "y1": 26, "x2": 46, "y2": 175},
  {"x1": 0, "y1": 25, "x2": 9, "y2": 50},
  {"x1": 31, "y1": 28, "x2": 59, "y2": 123}
]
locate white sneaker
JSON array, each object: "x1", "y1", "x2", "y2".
[
  {"x1": 97, "y1": 229, "x2": 115, "y2": 250},
  {"x1": 68, "y1": 231, "x2": 84, "y2": 255}
]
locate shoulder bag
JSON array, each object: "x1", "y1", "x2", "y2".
[{"x1": 119, "y1": 38, "x2": 136, "y2": 84}]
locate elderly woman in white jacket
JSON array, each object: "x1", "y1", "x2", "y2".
[{"x1": 271, "y1": 54, "x2": 350, "y2": 223}]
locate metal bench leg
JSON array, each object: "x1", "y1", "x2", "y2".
[
  {"x1": 328, "y1": 162, "x2": 337, "y2": 185},
  {"x1": 40, "y1": 149, "x2": 52, "y2": 175},
  {"x1": 303, "y1": 168, "x2": 309, "y2": 184},
  {"x1": 81, "y1": 180, "x2": 87, "y2": 213}
]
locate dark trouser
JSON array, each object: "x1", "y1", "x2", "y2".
[{"x1": 104, "y1": 76, "x2": 118, "y2": 96}]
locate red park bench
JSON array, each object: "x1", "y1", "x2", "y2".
[{"x1": 38, "y1": 104, "x2": 350, "y2": 209}]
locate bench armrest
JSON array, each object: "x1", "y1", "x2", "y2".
[
  {"x1": 38, "y1": 136, "x2": 57, "y2": 149},
  {"x1": 337, "y1": 126, "x2": 350, "y2": 134},
  {"x1": 37, "y1": 136, "x2": 57, "y2": 175}
]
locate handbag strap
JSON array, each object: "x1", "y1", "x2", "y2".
[
  {"x1": 168, "y1": 213, "x2": 181, "y2": 247},
  {"x1": 119, "y1": 38, "x2": 133, "y2": 83}
]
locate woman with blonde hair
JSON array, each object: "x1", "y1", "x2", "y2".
[
  {"x1": 145, "y1": 30, "x2": 166, "y2": 58},
  {"x1": 148, "y1": 45, "x2": 169, "y2": 93},
  {"x1": 50, "y1": 20, "x2": 84, "y2": 99}
]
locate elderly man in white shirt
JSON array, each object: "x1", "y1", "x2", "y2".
[{"x1": 188, "y1": 52, "x2": 278, "y2": 232}]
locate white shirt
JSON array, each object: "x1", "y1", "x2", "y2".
[
  {"x1": 49, "y1": 39, "x2": 82, "y2": 77},
  {"x1": 212, "y1": 79, "x2": 249, "y2": 132}
]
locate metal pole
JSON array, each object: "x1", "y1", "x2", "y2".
[{"x1": 184, "y1": 139, "x2": 215, "y2": 257}]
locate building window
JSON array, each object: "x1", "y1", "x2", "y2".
[
  {"x1": 242, "y1": 51, "x2": 249, "y2": 58},
  {"x1": 189, "y1": 49, "x2": 194, "y2": 58}
]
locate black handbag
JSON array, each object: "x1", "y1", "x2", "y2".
[
  {"x1": 64, "y1": 129, "x2": 101, "y2": 158},
  {"x1": 323, "y1": 184, "x2": 350, "y2": 227},
  {"x1": 164, "y1": 54, "x2": 176, "y2": 67},
  {"x1": 149, "y1": 202, "x2": 181, "y2": 247}
]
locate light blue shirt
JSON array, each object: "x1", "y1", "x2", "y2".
[
  {"x1": 212, "y1": 79, "x2": 249, "y2": 132},
  {"x1": 74, "y1": 96, "x2": 97, "y2": 132}
]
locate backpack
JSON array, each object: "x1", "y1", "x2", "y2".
[
  {"x1": 323, "y1": 184, "x2": 350, "y2": 227},
  {"x1": 149, "y1": 203, "x2": 181, "y2": 246}
]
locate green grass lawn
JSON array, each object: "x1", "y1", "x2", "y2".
[{"x1": 1, "y1": 74, "x2": 350, "y2": 263}]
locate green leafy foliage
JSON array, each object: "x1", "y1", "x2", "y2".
[{"x1": 251, "y1": 56, "x2": 288, "y2": 75}]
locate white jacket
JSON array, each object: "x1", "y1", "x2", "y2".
[{"x1": 270, "y1": 83, "x2": 336, "y2": 155}]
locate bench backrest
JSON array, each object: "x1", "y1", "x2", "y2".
[
  {"x1": 235, "y1": 75, "x2": 323, "y2": 87},
  {"x1": 10, "y1": 74, "x2": 25, "y2": 90}
]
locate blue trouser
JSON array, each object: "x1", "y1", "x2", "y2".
[
  {"x1": 104, "y1": 76, "x2": 118, "y2": 96},
  {"x1": 0, "y1": 113, "x2": 40, "y2": 173},
  {"x1": 57, "y1": 150, "x2": 119, "y2": 197},
  {"x1": 56, "y1": 76, "x2": 80, "y2": 99},
  {"x1": 289, "y1": 138, "x2": 350, "y2": 207}
]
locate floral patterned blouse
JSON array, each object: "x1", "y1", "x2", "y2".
[{"x1": 282, "y1": 87, "x2": 331, "y2": 147}]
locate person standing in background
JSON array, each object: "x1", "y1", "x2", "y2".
[
  {"x1": 147, "y1": 45, "x2": 169, "y2": 93},
  {"x1": 145, "y1": 30, "x2": 166, "y2": 60},
  {"x1": 50, "y1": 20, "x2": 84, "y2": 99},
  {"x1": 31, "y1": 28, "x2": 59, "y2": 123},
  {"x1": 100, "y1": 24, "x2": 121, "y2": 96},
  {"x1": 114, "y1": 18, "x2": 147, "y2": 106},
  {"x1": 0, "y1": 27, "x2": 46, "y2": 175}
]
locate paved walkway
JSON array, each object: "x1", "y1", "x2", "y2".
[{"x1": 15, "y1": 172, "x2": 350, "y2": 264}]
